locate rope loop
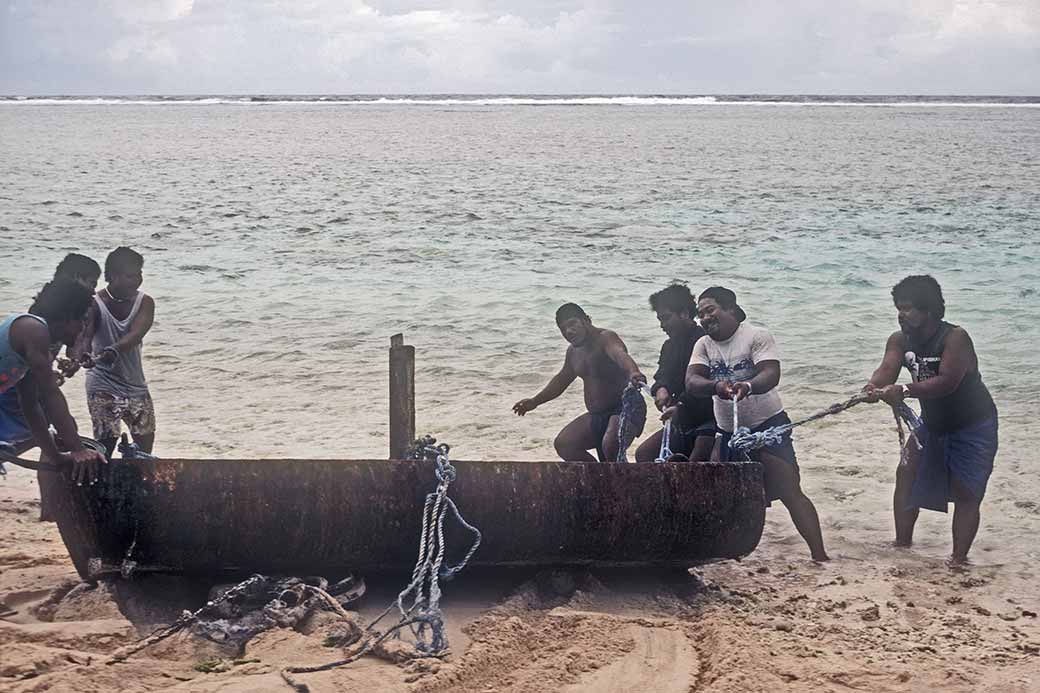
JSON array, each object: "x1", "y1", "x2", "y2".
[{"x1": 370, "y1": 436, "x2": 482, "y2": 653}]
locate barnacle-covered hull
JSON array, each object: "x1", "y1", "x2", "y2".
[{"x1": 38, "y1": 458, "x2": 766, "y2": 580}]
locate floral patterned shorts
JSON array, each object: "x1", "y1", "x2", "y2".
[{"x1": 87, "y1": 391, "x2": 156, "y2": 441}]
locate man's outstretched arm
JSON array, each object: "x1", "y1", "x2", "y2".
[
  {"x1": 730, "y1": 360, "x2": 780, "y2": 400},
  {"x1": 685, "y1": 363, "x2": 717, "y2": 397},
  {"x1": 602, "y1": 332, "x2": 646, "y2": 386},
  {"x1": 16, "y1": 376, "x2": 64, "y2": 461},
  {"x1": 513, "y1": 359, "x2": 577, "y2": 415},
  {"x1": 865, "y1": 332, "x2": 905, "y2": 392},
  {"x1": 96, "y1": 296, "x2": 154, "y2": 366},
  {"x1": 20, "y1": 328, "x2": 82, "y2": 453}
]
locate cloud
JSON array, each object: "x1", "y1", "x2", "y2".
[
  {"x1": 0, "y1": 0, "x2": 1037, "y2": 93},
  {"x1": 106, "y1": 0, "x2": 195, "y2": 25}
]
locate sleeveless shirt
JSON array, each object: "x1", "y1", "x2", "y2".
[
  {"x1": 0, "y1": 314, "x2": 48, "y2": 394},
  {"x1": 85, "y1": 293, "x2": 149, "y2": 398},
  {"x1": 902, "y1": 321, "x2": 996, "y2": 433}
]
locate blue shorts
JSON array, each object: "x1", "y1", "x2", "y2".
[
  {"x1": 0, "y1": 389, "x2": 31, "y2": 446},
  {"x1": 718, "y1": 411, "x2": 799, "y2": 502},
  {"x1": 911, "y1": 416, "x2": 998, "y2": 513}
]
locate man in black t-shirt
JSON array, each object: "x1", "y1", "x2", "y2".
[
  {"x1": 864, "y1": 275, "x2": 998, "y2": 565},
  {"x1": 635, "y1": 284, "x2": 716, "y2": 462}
]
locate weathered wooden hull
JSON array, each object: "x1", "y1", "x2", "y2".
[{"x1": 38, "y1": 458, "x2": 765, "y2": 580}]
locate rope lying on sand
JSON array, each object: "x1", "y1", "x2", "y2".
[
  {"x1": 281, "y1": 437, "x2": 481, "y2": 689},
  {"x1": 107, "y1": 575, "x2": 364, "y2": 666},
  {"x1": 107, "y1": 575, "x2": 269, "y2": 664},
  {"x1": 728, "y1": 392, "x2": 924, "y2": 462}
]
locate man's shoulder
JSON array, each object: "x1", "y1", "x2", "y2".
[
  {"x1": 596, "y1": 328, "x2": 626, "y2": 349},
  {"x1": 741, "y1": 322, "x2": 772, "y2": 338},
  {"x1": 728, "y1": 323, "x2": 773, "y2": 348},
  {"x1": 8, "y1": 315, "x2": 49, "y2": 356},
  {"x1": 942, "y1": 324, "x2": 973, "y2": 350},
  {"x1": 685, "y1": 325, "x2": 707, "y2": 345},
  {"x1": 10, "y1": 314, "x2": 48, "y2": 339}
]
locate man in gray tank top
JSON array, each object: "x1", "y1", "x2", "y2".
[
  {"x1": 75, "y1": 247, "x2": 156, "y2": 459},
  {"x1": 864, "y1": 275, "x2": 998, "y2": 565}
]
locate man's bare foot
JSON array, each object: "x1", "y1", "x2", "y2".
[
  {"x1": 948, "y1": 554, "x2": 971, "y2": 570},
  {"x1": 893, "y1": 539, "x2": 912, "y2": 548},
  {"x1": 812, "y1": 552, "x2": 831, "y2": 563}
]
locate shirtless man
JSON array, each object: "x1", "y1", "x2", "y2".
[{"x1": 513, "y1": 303, "x2": 647, "y2": 462}]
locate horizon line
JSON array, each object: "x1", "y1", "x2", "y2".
[{"x1": 3, "y1": 92, "x2": 1040, "y2": 98}]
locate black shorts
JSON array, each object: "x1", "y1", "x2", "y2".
[
  {"x1": 589, "y1": 406, "x2": 621, "y2": 462},
  {"x1": 718, "y1": 411, "x2": 799, "y2": 502},
  {"x1": 668, "y1": 419, "x2": 717, "y2": 458}
]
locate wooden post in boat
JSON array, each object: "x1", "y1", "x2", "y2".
[{"x1": 389, "y1": 333, "x2": 415, "y2": 460}]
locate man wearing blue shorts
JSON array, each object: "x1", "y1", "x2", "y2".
[{"x1": 865, "y1": 275, "x2": 998, "y2": 565}]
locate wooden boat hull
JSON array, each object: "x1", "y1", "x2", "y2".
[{"x1": 38, "y1": 458, "x2": 766, "y2": 580}]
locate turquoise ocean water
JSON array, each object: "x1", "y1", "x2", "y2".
[{"x1": 0, "y1": 98, "x2": 1037, "y2": 477}]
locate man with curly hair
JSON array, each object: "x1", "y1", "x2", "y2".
[{"x1": 864, "y1": 275, "x2": 998, "y2": 565}]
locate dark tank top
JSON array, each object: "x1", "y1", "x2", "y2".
[{"x1": 902, "y1": 322, "x2": 996, "y2": 433}]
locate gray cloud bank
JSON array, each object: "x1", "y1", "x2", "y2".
[{"x1": 2, "y1": 0, "x2": 1038, "y2": 94}]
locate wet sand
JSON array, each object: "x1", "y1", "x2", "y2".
[{"x1": 2, "y1": 447, "x2": 1037, "y2": 693}]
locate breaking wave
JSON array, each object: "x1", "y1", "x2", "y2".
[{"x1": 2, "y1": 95, "x2": 1039, "y2": 107}]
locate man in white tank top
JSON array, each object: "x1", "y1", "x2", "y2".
[{"x1": 75, "y1": 247, "x2": 156, "y2": 459}]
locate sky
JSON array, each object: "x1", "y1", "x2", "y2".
[{"x1": 1, "y1": 0, "x2": 1038, "y2": 94}]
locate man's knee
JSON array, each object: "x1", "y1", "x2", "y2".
[
  {"x1": 895, "y1": 463, "x2": 916, "y2": 486},
  {"x1": 691, "y1": 436, "x2": 714, "y2": 462},
  {"x1": 635, "y1": 440, "x2": 655, "y2": 463},
  {"x1": 775, "y1": 483, "x2": 810, "y2": 507},
  {"x1": 950, "y1": 478, "x2": 981, "y2": 506}
]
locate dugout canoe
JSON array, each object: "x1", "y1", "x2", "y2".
[{"x1": 36, "y1": 457, "x2": 766, "y2": 581}]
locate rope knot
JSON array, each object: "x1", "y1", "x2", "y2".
[{"x1": 435, "y1": 464, "x2": 456, "y2": 484}]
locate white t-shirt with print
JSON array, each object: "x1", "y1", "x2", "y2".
[{"x1": 690, "y1": 322, "x2": 784, "y2": 432}]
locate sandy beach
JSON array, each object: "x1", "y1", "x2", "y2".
[
  {"x1": 3, "y1": 0, "x2": 1039, "y2": 688},
  {"x1": 3, "y1": 445, "x2": 1037, "y2": 693}
]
